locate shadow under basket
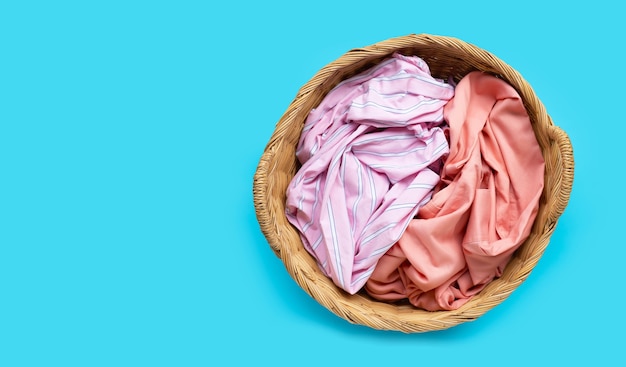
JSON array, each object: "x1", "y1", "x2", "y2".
[{"x1": 252, "y1": 34, "x2": 574, "y2": 333}]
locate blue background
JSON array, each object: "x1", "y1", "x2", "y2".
[{"x1": 1, "y1": 1, "x2": 622, "y2": 366}]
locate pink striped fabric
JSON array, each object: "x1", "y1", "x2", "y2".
[{"x1": 285, "y1": 54, "x2": 455, "y2": 294}]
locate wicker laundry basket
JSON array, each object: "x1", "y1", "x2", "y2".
[{"x1": 252, "y1": 34, "x2": 574, "y2": 333}]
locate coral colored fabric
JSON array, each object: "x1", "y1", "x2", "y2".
[
  {"x1": 365, "y1": 71, "x2": 545, "y2": 311},
  {"x1": 285, "y1": 54, "x2": 454, "y2": 294}
]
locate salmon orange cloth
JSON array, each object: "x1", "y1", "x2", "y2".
[{"x1": 365, "y1": 71, "x2": 545, "y2": 311}]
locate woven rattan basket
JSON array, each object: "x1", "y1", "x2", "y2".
[{"x1": 252, "y1": 34, "x2": 574, "y2": 333}]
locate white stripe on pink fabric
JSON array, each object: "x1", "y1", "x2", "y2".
[{"x1": 285, "y1": 54, "x2": 454, "y2": 294}]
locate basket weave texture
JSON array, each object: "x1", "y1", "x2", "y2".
[{"x1": 252, "y1": 34, "x2": 574, "y2": 333}]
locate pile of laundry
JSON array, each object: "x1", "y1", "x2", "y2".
[{"x1": 285, "y1": 53, "x2": 545, "y2": 311}]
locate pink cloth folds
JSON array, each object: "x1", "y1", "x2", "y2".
[
  {"x1": 365, "y1": 71, "x2": 545, "y2": 311},
  {"x1": 285, "y1": 54, "x2": 455, "y2": 294}
]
